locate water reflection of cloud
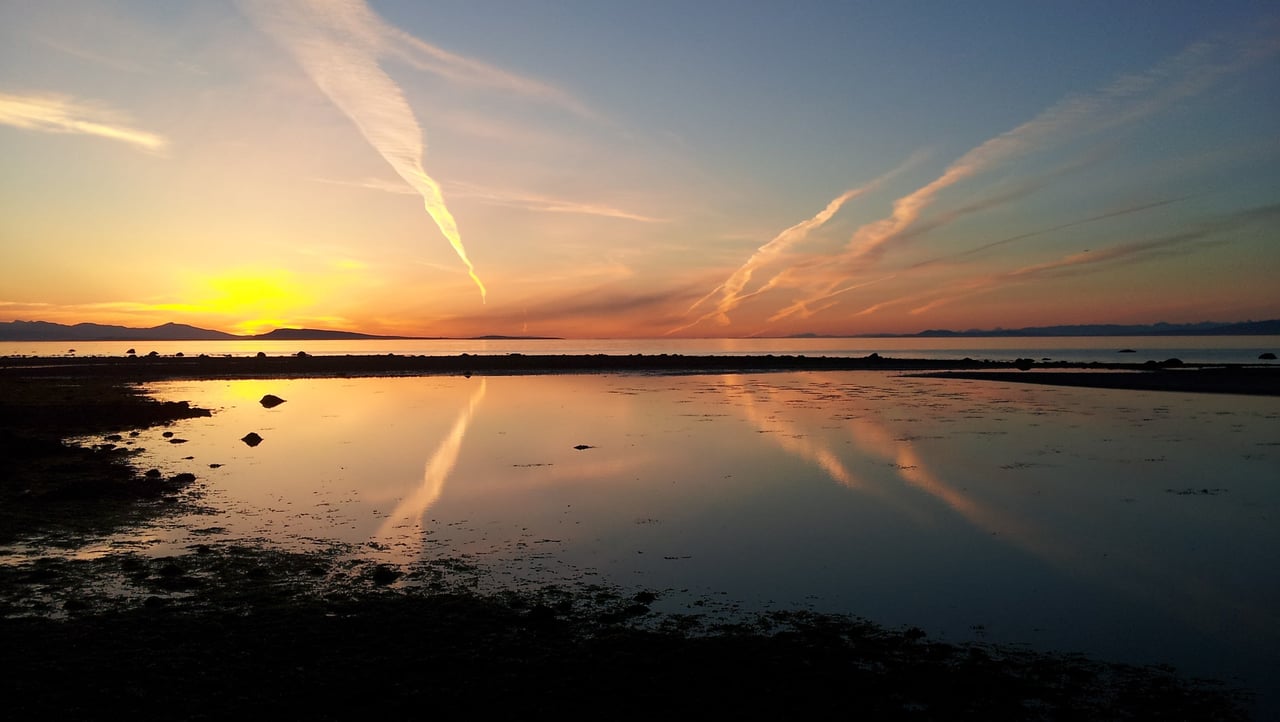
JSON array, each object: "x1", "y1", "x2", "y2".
[
  {"x1": 736, "y1": 374, "x2": 1278, "y2": 648},
  {"x1": 374, "y1": 379, "x2": 486, "y2": 558}
]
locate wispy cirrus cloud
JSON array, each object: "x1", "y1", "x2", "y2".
[
  {"x1": 0, "y1": 91, "x2": 167, "y2": 153},
  {"x1": 904, "y1": 202, "x2": 1280, "y2": 316},
  {"x1": 742, "y1": 27, "x2": 1280, "y2": 328},
  {"x1": 310, "y1": 176, "x2": 663, "y2": 223}
]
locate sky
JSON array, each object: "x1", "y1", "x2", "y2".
[{"x1": 1, "y1": 1, "x2": 1277, "y2": 338}]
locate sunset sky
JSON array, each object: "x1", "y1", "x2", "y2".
[{"x1": 1, "y1": 1, "x2": 1277, "y2": 338}]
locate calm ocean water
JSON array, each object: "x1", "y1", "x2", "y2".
[{"x1": 2, "y1": 335, "x2": 1278, "y2": 365}]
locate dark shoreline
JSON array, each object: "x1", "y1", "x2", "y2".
[
  {"x1": 4, "y1": 352, "x2": 1279, "y2": 395},
  {"x1": 0, "y1": 358, "x2": 1264, "y2": 719}
]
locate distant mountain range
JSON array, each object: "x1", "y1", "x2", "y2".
[
  {"x1": 792, "y1": 319, "x2": 1280, "y2": 338},
  {"x1": 0, "y1": 321, "x2": 559, "y2": 342}
]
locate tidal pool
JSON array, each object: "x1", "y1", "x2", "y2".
[{"x1": 90, "y1": 371, "x2": 1280, "y2": 704}]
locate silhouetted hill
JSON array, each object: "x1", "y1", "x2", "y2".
[
  {"x1": 790, "y1": 320, "x2": 1280, "y2": 338},
  {"x1": 0, "y1": 321, "x2": 237, "y2": 342},
  {"x1": 248, "y1": 328, "x2": 416, "y2": 341}
]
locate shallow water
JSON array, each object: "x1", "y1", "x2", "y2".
[{"x1": 40, "y1": 372, "x2": 1280, "y2": 706}]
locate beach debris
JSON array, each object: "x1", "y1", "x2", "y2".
[
  {"x1": 573, "y1": 444, "x2": 594, "y2": 450},
  {"x1": 241, "y1": 432, "x2": 264, "y2": 447},
  {"x1": 259, "y1": 394, "x2": 287, "y2": 409}
]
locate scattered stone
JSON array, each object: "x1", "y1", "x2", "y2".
[
  {"x1": 370, "y1": 564, "x2": 402, "y2": 586},
  {"x1": 144, "y1": 469, "x2": 162, "y2": 479},
  {"x1": 1014, "y1": 358, "x2": 1035, "y2": 370},
  {"x1": 259, "y1": 394, "x2": 286, "y2": 409},
  {"x1": 171, "y1": 473, "x2": 197, "y2": 484},
  {"x1": 209, "y1": 463, "x2": 223, "y2": 469},
  {"x1": 125, "y1": 348, "x2": 136, "y2": 355},
  {"x1": 162, "y1": 431, "x2": 174, "y2": 438},
  {"x1": 1118, "y1": 349, "x2": 1136, "y2": 353},
  {"x1": 168, "y1": 438, "x2": 188, "y2": 444},
  {"x1": 256, "y1": 351, "x2": 267, "y2": 358},
  {"x1": 1261, "y1": 352, "x2": 1277, "y2": 360},
  {"x1": 241, "y1": 432, "x2": 264, "y2": 447},
  {"x1": 296, "y1": 351, "x2": 310, "y2": 358},
  {"x1": 158, "y1": 562, "x2": 185, "y2": 578},
  {"x1": 573, "y1": 444, "x2": 594, "y2": 450}
]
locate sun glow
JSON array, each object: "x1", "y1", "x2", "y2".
[{"x1": 157, "y1": 270, "x2": 313, "y2": 335}]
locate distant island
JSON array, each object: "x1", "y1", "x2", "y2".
[
  {"x1": 789, "y1": 319, "x2": 1280, "y2": 339},
  {"x1": 0, "y1": 321, "x2": 561, "y2": 342},
  {"x1": 1, "y1": 318, "x2": 1277, "y2": 343}
]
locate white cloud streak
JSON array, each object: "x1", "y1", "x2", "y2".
[
  {"x1": 240, "y1": 0, "x2": 496, "y2": 300},
  {"x1": 0, "y1": 91, "x2": 167, "y2": 153},
  {"x1": 670, "y1": 154, "x2": 922, "y2": 334}
]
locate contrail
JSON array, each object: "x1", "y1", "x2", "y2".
[
  {"x1": 241, "y1": 0, "x2": 486, "y2": 300},
  {"x1": 670, "y1": 154, "x2": 922, "y2": 335}
]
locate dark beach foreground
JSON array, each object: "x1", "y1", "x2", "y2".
[{"x1": 1, "y1": 355, "x2": 1268, "y2": 720}]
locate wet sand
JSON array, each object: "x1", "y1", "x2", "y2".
[{"x1": 0, "y1": 357, "x2": 1264, "y2": 719}]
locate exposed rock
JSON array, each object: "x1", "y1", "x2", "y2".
[
  {"x1": 259, "y1": 394, "x2": 286, "y2": 409},
  {"x1": 1261, "y1": 352, "x2": 1277, "y2": 360},
  {"x1": 1118, "y1": 349, "x2": 1136, "y2": 353},
  {"x1": 370, "y1": 564, "x2": 402, "y2": 586},
  {"x1": 241, "y1": 432, "x2": 264, "y2": 447},
  {"x1": 573, "y1": 444, "x2": 594, "y2": 450}
]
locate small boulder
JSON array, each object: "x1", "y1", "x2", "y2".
[
  {"x1": 371, "y1": 564, "x2": 402, "y2": 586},
  {"x1": 573, "y1": 444, "x2": 594, "y2": 451},
  {"x1": 1260, "y1": 352, "x2": 1277, "y2": 360},
  {"x1": 241, "y1": 432, "x2": 264, "y2": 447},
  {"x1": 259, "y1": 394, "x2": 286, "y2": 409}
]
